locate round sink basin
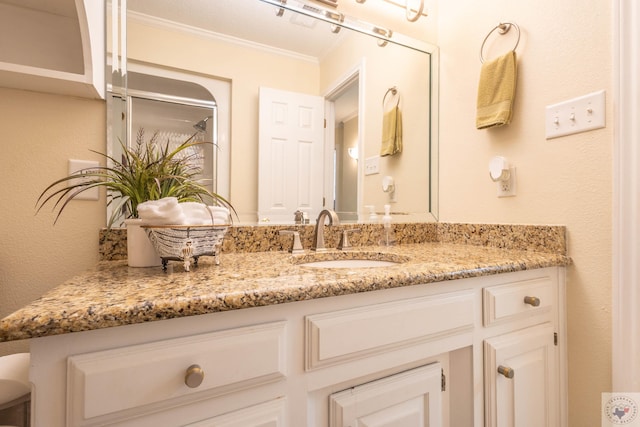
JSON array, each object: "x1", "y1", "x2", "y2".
[{"x1": 298, "y1": 259, "x2": 400, "y2": 269}]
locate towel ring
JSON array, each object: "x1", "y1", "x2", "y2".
[
  {"x1": 480, "y1": 22, "x2": 520, "y2": 63},
  {"x1": 383, "y1": 86, "x2": 399, "y2": 107}
]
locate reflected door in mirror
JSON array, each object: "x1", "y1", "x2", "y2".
[{"x1": 258, "y1": 87, "x2": 325, "y2": 223}]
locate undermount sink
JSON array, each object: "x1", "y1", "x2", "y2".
[
  {"x1": 298, "y1": 259, "x2": 401, "y2": 268},
  {"x1": 293, "y1": 251, "x2": 409, "y2": 269}
]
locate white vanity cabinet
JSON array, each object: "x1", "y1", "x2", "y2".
[
  {"x1": 329, "y1": 363, "x2": 444, "y2": 426},
  {"x1": 484, "y1": 323, "x2": 557, "y2": 427},
  {"x1": 28, "y1": 267, "x2": 566, "y2": 426},
  {"x1": 482, "y1": 277, "x2": 563, "y2": 427},
  {"x1": 65, "y1": 322, "x2": 287, "y2": 426}
]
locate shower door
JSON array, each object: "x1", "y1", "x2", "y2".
[{"x1": 127, "y1": 90, "x2": 218, "y2": 203}]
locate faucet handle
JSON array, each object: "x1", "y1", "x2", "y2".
[
  {"x1": 338, "y1": 229, "x2": 361, "y2": 251},
  {"x1": 279, "y1": 230, "x2": 305, "y2": 254}
]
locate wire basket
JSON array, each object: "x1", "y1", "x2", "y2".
[{"x1": 143, "y1": 225, "x2": 229, "y2": 271}]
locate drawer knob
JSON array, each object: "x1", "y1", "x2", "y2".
[
  {"x1": 497, "y1": 365, "x2": 515, "y2": 379},
  {"x1": 185, "y1": 364, "x2": 205, "y2": 388},
  {"x1": 524, "y1": 296, "x2": 541, "y2": 307}
]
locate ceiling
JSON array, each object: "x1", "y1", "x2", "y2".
[
  {"x1": 126, "y1": 0, "x2": 347, "y2": 60},
  {"x1": 125, "y1": 0, "x2": 369, "y2": 121},
  {"x1": 0, "y1": 0, "x2": 78, "y2": 17}
]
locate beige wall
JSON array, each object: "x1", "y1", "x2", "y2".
[
  {"x1": 320, "y1": 32, "x2": 431, "y2": 214},
  {"x1": 0, "y1": 88, "x2": 106, "y2": 355},
  {"x1": 437, "y1": 0, "x2": 612, "y2": 424}
]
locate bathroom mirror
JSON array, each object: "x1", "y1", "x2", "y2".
[{"x1": 108, "y1": 0, "x2": 438, "y2": 224}]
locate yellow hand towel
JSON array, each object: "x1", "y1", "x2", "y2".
[
  {"x1": 476, "y1": 51, "x2": 517, "y2": 129},
  {"x1": 380, "y1": 106, "x2": 403, "y2": 156}
]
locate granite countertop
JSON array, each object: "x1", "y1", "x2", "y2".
[{"x1": 0, "y1": 242, "x2": 570, "y2": 342}]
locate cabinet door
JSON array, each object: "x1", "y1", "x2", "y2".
[
  {"x1": 484, "y1": 323, "x2": 558, "y2": 427},
  {"x1": 184, "y1": 398, "x2": 286, "y2": 427},
  {"x1": 329, "y1": 363, "x2": 442, "y2": 427}
]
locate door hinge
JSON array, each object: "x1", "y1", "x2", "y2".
[
  {"x1": 324, "y1": 118, "x2": 327, "y2": 128},
  {"x1": 441, "y1": 369, "x2": 446, "y2": 392},
  {"x1": 554, "y1": 332, "x2": 558, "y2": 346}
]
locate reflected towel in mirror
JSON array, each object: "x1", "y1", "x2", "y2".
[
  {"x1": 380, "y1": 106, "x2": 403, "y2": 156},
  {"x1": 476, "y1": 51, "x2": 517, "y2": 129}
]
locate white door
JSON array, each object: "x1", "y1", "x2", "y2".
[
  {"x1": 258, "y1": 87, "x2": 325, "y2": 223},
  {"x1": 329, "y1": 363, "x2": 443, "y2": 427},
  {"x1": 484, "y1": 323, "x2": 558, "y2": 427}
]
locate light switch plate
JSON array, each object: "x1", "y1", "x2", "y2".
[
  {"x1": 68, "y1": 159, "x2": 99, "y2": 201},
  {"x1": 545, "y1": 90, "x2": 606, "y2": 139},
  {"x1": 365, "y1": 156, "x2": 380, "y2": 175}
]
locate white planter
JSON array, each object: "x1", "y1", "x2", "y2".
[{"x1": 125, "y1": 219, "x2": 162, "y2": 267}]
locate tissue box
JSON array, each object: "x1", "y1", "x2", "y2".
[{"x1": 143, "y1": 225, "x2": 228, "y2": 270}]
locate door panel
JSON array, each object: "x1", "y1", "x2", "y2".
[
  {"x1": 484, "y1": 323, "x2": 558, "y2": 427},
  {"x1": 329, "y1": 363, "x2": 442, "y2": 427},
  {"x1": 258, "y1": 87, "x2": 324, "y2": 223}
]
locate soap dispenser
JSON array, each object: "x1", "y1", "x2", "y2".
[
  {"x1": 366, "y1": 205, "x2": 378, "y2": 222},
  {"x1": 380, "y1": 204, "x2": 396, "y2": 246}
]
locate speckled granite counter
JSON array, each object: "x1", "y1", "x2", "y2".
[{"x1": 0, "y1": 236, "x2": 570, "y2": 343}]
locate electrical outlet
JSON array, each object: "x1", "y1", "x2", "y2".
[{"x1": 497, "y1": 167, "x2": 516, "y2": 197}]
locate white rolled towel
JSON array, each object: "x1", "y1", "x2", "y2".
[
  {"x1": 137, "y1": 198, "x2": 186, "y2": 225},
  {"x1": 208, "y1": 206, "x2": 230, "y2": 224},
  {"x1": 180, "y1": 202, "x2": 212, "y2": 224},
  {"x1": 137, "y1": 199, "x2": 229, "y2": 225}
]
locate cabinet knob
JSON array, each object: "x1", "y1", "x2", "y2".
[
  {"x1": 497, "y1": 365, "x2": 515, "y2": 379},
  {"x1": 524, "y1": 296, "x2": 541, "y2": 307},
  {"x1": 185, "y1": 364, "x2": 205, "y2": 388}
]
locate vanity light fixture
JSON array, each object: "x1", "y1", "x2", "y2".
[
  {"x1": 348, "y1": 146, "x2": 359, "y2": 160},
  {"x1": 404, "y1": 0, "x2": 424, "y2": 22},
  {"x1": 262, "y1": 0, "x2": 395, "y2": 48},
  {"x1": 353, "y1": 0, "x2": 427, "y2": 22},
  {"x1": 275, "y1": 0, "x2": 287, "y2": 16},
  {"x1": 314, "y1": 0, "x2": 339, "y2": 7},
  {"x1": 325, "y1": 9, "x2": 345, "y2": 32},
  {"x1": 373, "y1": 26, "x2": 393, "y2": 47}
]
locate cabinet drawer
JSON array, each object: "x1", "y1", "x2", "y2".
[
  {"x1": 305, "y1": 291, "x2": 475, "y2": 370},
  {"x1": 483, "y1": 277, "x2": 553, "y2": 326},
  {"x1": 67, "y1": 321, "x2": 286, "y2": 425}
]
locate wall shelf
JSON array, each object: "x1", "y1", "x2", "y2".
[{"x1": 0, "y1": 0, "x2": 104, "y2": 99}]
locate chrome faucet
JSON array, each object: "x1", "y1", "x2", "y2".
[{"x1": 312, "y1": 209, "x2": 340, "y2": 252}]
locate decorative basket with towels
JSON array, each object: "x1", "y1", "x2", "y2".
[
  {"x1": 137, "y1": 197, "x2": 231, "y2": 271},
  {"x1": 143, "y1": 224, "x2": 228, "y2": 271}
]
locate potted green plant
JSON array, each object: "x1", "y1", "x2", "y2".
[{"x1": 36, "y1": 129, "x2": 234, "y2": 267}]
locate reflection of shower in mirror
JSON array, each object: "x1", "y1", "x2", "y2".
[{"x1": 193, "y1": 116, "x2": 213, "y2": 133}]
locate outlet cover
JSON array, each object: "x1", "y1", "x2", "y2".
[
  {"x1": 545, "y1": 90, "x2": 606, "y2": 139},
  {"x1": 68, "y1": 159, "x2": 99, "y2": 201},
  {"x1": 497, "y1": 167, "x2": 516, "y2": 197}
]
